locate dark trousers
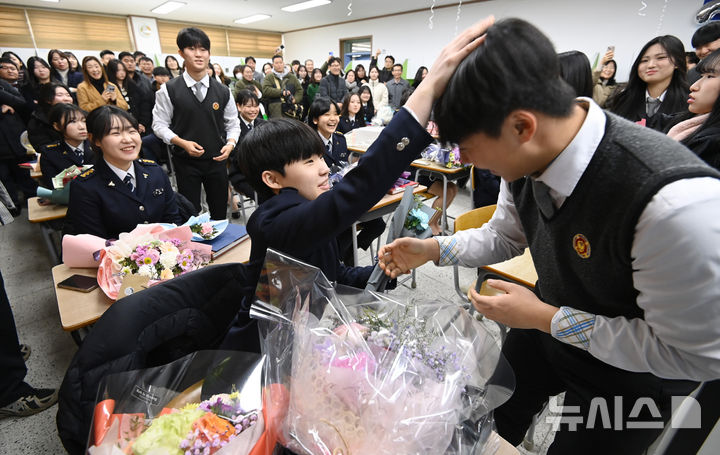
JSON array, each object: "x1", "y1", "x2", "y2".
[
  {"x1": 0, "y1": 159, "x2": 37, "y2": 206},
  {"x1": 0, "y1": 268, "x2": 29, "y2": 407},
  {"x1": 494, "y1": 329, "x2": 698, "y2": 455},
  {"x1": 173, "y1": 157, "x2": 228, "y2": 220}
]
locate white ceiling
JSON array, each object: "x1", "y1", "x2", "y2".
[{"x1": 4, "y1": 0, "x2": 475, "y2": 33}]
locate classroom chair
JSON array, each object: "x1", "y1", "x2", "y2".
[{"x1": 452, "y1": 204, "x2": 497, "y2": 301}]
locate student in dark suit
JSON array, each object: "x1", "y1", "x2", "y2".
[
  {"x1": 38, "y1": 104, "x2": 93, "y2": 188},
  {"x1": 337, "y1": 92, "x2": 364, "y2": 134},
  {"x1": 309, "y1": 95, "x2": 386, "y2": 265},
  {"x1": 26, "y1": 82, "x2": 72, "y2": 151},
  {"x1": 308, "y1": 97, "x2": 349, "y2": 168},
  {"x1": 48, "y1": 49, "x2": 83, "y2": 93},
  {"x1": 65, "y1": 106, "x2": 182, "y2": 239},
  {"x1": 229, "y1": 89, "x2": 266, "y2": 204}
]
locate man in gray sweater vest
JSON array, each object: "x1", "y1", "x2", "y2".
[{"x1": 379, "y1": 17, "x2": 720, "y2": 454}]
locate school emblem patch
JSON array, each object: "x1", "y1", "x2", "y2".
[
  {"x1": 572, "y1": 234, "x2": 591, "y2": 259},
  {"x1": 212, "y1": 102, "x2": 220, "y2": 110}
]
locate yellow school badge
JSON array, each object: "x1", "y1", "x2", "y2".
[
  {"x1": 212, "y1": 102, "x2": 220, "y2": 110},
  {"x1": 572, "y1": 234, "x2": 591, "y2": 259}
]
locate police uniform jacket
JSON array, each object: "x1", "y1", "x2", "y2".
[
  {"x1": 65, "y1": 158, "x2": 182, "y2": 239},
  {"x1": 321, "y1": 131, "x2": 349, "y2": 168},
  {"x1": 337, "y1": 115, "x2": 362, "y2": 134},
  {"x1": 245, "y1": 108, "x2": 433, "y2": 311},
  {"x1": 38, "y1": 140, "x2": 94, "y2": 188}
]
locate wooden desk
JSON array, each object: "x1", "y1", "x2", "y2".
[
  {"x1": 350, "y1": 185, "x2": 427, "y2": 267},
  {"x1": 410, "y1": 159, "x2": 472, "y2": 234},
  {"x1": 28, "y1": 196, "x2": 67, "y2": 264},
  {"x1": 53, "y1": 238, "x2": 252, "y2": 333},
  {"x1": 482, "y1": 248, "x2": 538, "y2": 289}
]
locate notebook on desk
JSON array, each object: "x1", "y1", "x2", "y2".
[{"x1": 209, "y1": 223, "x2": 249, "y2": 259}]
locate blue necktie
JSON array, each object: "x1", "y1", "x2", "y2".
[{"x1": 123, "y1": 174, "x2": 134, "y2": 192}]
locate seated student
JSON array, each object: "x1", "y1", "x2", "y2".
[
  {"x1": 379, "y1": 17, "x2": 720, "y2": 454},
  {"x1": 65, "y1": 106, "x2": 182, "y2": 239},
  {"x1": 228, "y1": 89, "x2": 266, "y2": 217},
  {"x1": 26, "y1": 82, "x2": 73, "y2": 151},
  {"x1": 608, "y1": 35, "x2": 688, "y2": 131},
  {"x1": 76, "y1": 56, "x2": 129, "y2": 113},
  {"x1": 151, "y1": 67, "x2": 171, "y2": 92},
  {"x1": 665, "y1": 48, "x2": 720, "y2": 170},
  {"x1": 337, "y1": 92, "x2": 364, "y2": 134},
  {"x1": 309, "y1": 95, "x2": 387, "y2": 265},
  {"x1": 39, "y1": 104, "x2": 93, "y2": 188},
  {"x1": 357, "y1": 85, "x2": 375, "y2": 124},
  {"x1": 308, "y1": 96, "x2": 349, "y2": 167}
]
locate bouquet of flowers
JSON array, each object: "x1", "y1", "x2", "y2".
[
  {"x1": 252, "y1": 250, "x2": 515, "y2": 455},
  {"x1": 96, "y1": 225, "x2": 212, "y2": 299},
  {"x1": 421, "y1": 143, "x2": 465, "y2": 169},
  {"x1": 53, "y1": 164, "x2": 93, "y2": 189},
  {"x1": 87, "y1": 351, "x2": 268, "y2": 455}
]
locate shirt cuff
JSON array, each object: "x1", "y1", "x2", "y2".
[
  {"x1": 551, "y1": 306, "x2": 596, "y2": 351},
  {"x1": 435, "y1": 236, "x2": 460, "y2": 266}
]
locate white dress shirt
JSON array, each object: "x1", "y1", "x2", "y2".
[
  {"x1": 105, "y1": 159, "x2": 135, "y2": 186},
  {"x1": 152, "y1": 72, "x2": 240, "y2": 145},
  {"x1": 435, "y1": 98, "x2": 720, "y2": 381}
]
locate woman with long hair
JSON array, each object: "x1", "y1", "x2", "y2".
[
  {"x1": 665, "y1": 48, "x2": 720, "y2": 170},
  {"x1": 76, "y1": 56, "x2": 128, "y2": 113},
  {"x1": 25, "y1": 56, "x2": 53, "y2": 102},
  {"x1": 411, "y1": 66, "x2": 428, "y2": 89},
  {"x1": 608, "y1": 35, "x2": 688, "y2": 130},
  {"x1": 106, "y1": 59, "x2": 148, "y2": 134},
  {"x1": 364, "y1": 66, "x2": 389, "y2": 109},
  {"x1": 307, "y1": 68, "x2": 324, "y2": 105},
  {"x1": 357, "y1": 84, "x2": 375, "y2": 124},
  {"x1": 337, "y1": 92, "x2": 363, "y2": 134},
  {"x1": 47, "y1": 49, "x2": 83, "y2": 92},
  {"x1": 212, "y1": 63, "x2": 231, "y2": 86},
  {"x1": 558, "y1": 51, "x2": 593, "y2": 98},
  {"x1": 593, "y1": 49, "x2": 619, "y2": 107},
  {"x1": 65, "y1": 52, "x2": 80, "y2": 72},
  {"x1": 344, "y1": 69, "x2": 358, "y2": 94},
  {"x1": 26, "y1": 82, "x2": 73, "y2": 150},
  {"x1": 165, "y1": 55, "x2": 182, "y2": 78},
  {"x1": 355, "y1": 64, "x2": 368, "y2": 84}
]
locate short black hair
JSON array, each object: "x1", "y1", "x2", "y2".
[
  {"x1": 272, "y1": 54, "x2": 283, "y2": 62},
  {"x1": 245, "y1": 56, "x2": 256, "y2": 64},
  {"x1": 233, "y1": 64, "x2": 244, "y2": 75},
  {"x1": 0, "y1": 57, "x2": 17, "y2": 69},
  {"x1": 86, "y1": 105, "x2": 139, "y2": 155},
  {"x1": 392, "y1": 63, "x2": 403, "y2": 71},
  {"x1": 139, "y1": 56, "x2": 153, "y2": 64},
  {"x1": 558, "y1": 50, "x2": 593, "y2": 98},
  {"x1": 37, "y1": 82, "x2": 71, "y2": 110},
  {"x1": 133, "y1": 51, "x2": 146, "y2": 58},
  {"x1": 177, "y1": 27, "x2": 211, "y2": 51},
  {"x1": 291, "y1": 59, "x2": 300, "y2": 66},
  {"x1": 686, "y1": 51, "x2": 700, "y2": 65},
  {"x1": 308, "y1": 96, "x2": 339, "y2": 130},
  {"x1": 237, "y1": 118, "x2": 324, "y2": 200},
  {"x1": 235, "y1": 88, "x2": 259, "y2": 106},
  {"x1": 152, "y1": 67, "x2": 170, "y2": 77},
  {"x1": 49, "y1": 103, "x2": 86, "y2": 134},
  {"x1": 385, "y1": 55, "x2": 395, "y2": 64},
  {"x1": 692, "y1": 22, "x2": 720, "y2": 49},
  {"x1": 118, "y1": 51, "x2": 133, "y2": 61},
  {"x1": 435, "y1": 18, "x2": 576, "y2": 142},
  {"x1": 328, "y1": 56, "x2": 342, "y2": 67},
  {"x1": 100, "y1": 50, "x2": 114, "y2": 57}
]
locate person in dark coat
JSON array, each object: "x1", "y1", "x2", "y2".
[
  {"x1": 0, "y1": 66, "x2": 37, "y2": 207},
  {"x1": 318, "y1": 57, "x2": 348, "y2": 107},
  {"x1": 26, "y1": 82, "x2": 73, "y2": 151},
  {"x1": 65, "y1": 106, "x2": 181, "y2": 239},
  {"x1": 38, "y1": 104, "x2": 93, "y2": 188},
  {"x1": 229, "y1": 89, "x2": 265, "y2": 200}
]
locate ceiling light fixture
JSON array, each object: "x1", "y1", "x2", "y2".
[
  {"x1": 151, "y1": 1, "x2": 187, "y2": 14},
  {"x1": 281, "y1": 0, "x2": 332, "y2": 13},
  {"x1": 234, "y1": 14, "x2": 272, "y2": 24},
  {"x1": 40, "y1": 0, "x2": 60, "y2": 3}
]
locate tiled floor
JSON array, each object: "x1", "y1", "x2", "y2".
[{"x1": 0, "y1": 185, "x2": 557, "y2": 454}]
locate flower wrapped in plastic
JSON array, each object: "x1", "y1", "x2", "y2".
[
  {"x1": 86, "y1": 351, "x2": 268, "y2": 455},
  {"x1": 252, "y1": 250, "x2": 515, "y2": 455}
]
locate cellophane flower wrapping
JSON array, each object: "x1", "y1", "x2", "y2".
[
  {"x1": 96, "y1": 224, "x2": 212, "y2": 299},
  {"x1": 86, "y1": 350, "x2": 266, "y2": 455},
  {"x1": 252, "y1": 250, "x2": 515, "y2": 455}
]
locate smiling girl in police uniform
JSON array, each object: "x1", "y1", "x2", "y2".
[{"x1": 65, "y1": 106, "x2": 182, "y2": 239}]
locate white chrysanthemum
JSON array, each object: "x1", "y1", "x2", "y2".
[
  {"x1": 121, "y1": 266, "x2": 132, "y2": 275},
  {"x1": 137, "y1": 264, "x2": 155, "y2": 278},
  {"x1": 159, "y1": 251, "x2": 178, "y2": 270}
]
